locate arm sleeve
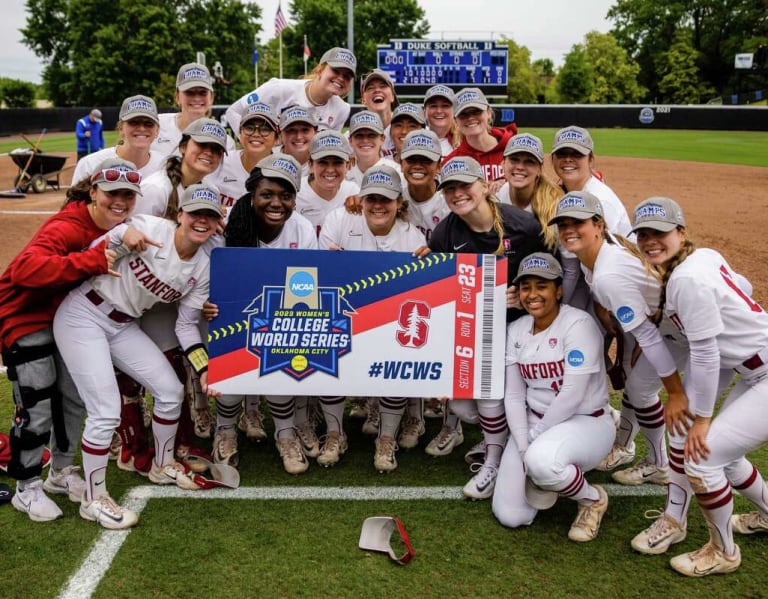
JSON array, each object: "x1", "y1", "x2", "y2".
[
  {"x1": 530, "y1": 372, "x2": 593, "y2": 440},
  {"x1": 504, "y1": 364, "x2": 529, "y2": 454},
  {"x1": 686, "y1": 336, "x2": 721, "y2": 418},
  {"x1": 175, "y1": 303, "x2": 204, "y2": 351},
  {"x1": 632, "y1": 318, "x2": 677, "y2": 377},
  {"x1": 560, "y1": 254, "x2": 581, "y2": 306}
]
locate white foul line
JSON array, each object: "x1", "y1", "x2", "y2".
[{"x1": 57, "y1": 483, "x2": 664, "y2": 599}]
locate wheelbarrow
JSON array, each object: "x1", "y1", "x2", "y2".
[{"x1": 9, "y1": 148, "x2": 69, "y2": 193}]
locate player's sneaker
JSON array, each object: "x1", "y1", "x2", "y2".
[
  {"x1": 463, "y1": 462, "x2": 498, "y2": 500},
  {"x1": 731, "y1": 511, "x2": 768, "y2": 535},
  {"x1": 424, "y1": 398, "x2": 444, "y2": 418},
  {"x1": 108, "y1": 432, "x2": 121, "y2": 461},
  {"x1": 43, "y1": 465, "x2": 87, "y2": 502},
  {"x1": 374, "y1": 436, "x2": 398, "y2": 473},
  {"x1": 80, "y1": 494, "x2": 138, "y2": 530},
  {"x1": 398, "y1": 416, "x2": 425, "y2": 449},
  {"x1": 213, "y1": 427, "x2": 239, "y2": 467},
  {"x1": 296, "y1": 421, "x2": 320, "y2": 458},
  {"x1": 568, "y1": 484, "x2": 608, "y2": 542},
  {"x1": 238, "y1": 408, "x2": 267, "y2": 442},
  {"x1": 317, "y1": 432, "x2": 348, "y2": 467},
  {"x1": 275, "y1": 435, "x2": 309, "y2": 475},
  {"x1": 464, "y1": 439, "x2": 486, "y2": 465},
  {"x1": 612, "y1": 458, "x2": 669, "y2": 486},
  {"x1": 192, "y1": 404, "x2": 214, "y2": 439},
  {"x1": 425, "y1": 423, "x2": 464, "y2": 457},
  {"x1": 362, "y1": 399, "x2": 380, "y2": 435},
  {"x1": 595, "y1": 441, "x2": 636, "y2": 472},
  {"x1": 149, "y1": 460, "x2": 199, "y2": 490},
  {"x1": 631, "y1": 510, "x2": 687, "y2": 554},
  {"x1": 670, "y1": 543, "x2": 741, "y2": 577},
  {"x1": 11, "y1": 480, "x2": 62, "y2": 522},
  {"x1": 349, "y1": 397, "x2": 368, "y2": 419}
]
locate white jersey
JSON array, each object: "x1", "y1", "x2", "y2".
[
  {"x1": 135, "y1": 170, "x2": 178, "y2": 217},
  {"x1": 583, "y1": 175, "x2": 632, "y2": 238},
  {"x1": 582, "y1": 242, "x2": 660, "y2": 333},
  {"x1": 665, "y1": 248, "x2": 768, "y2": 368},
  {"x1": 319, "y1": 206, "x2": 426, "y2": 251},
  {"x1": 402, "y1": 186, "x2": 450, "y2": 242},
  {"x1": 210, "y1": 150, "x2": 250, "y2": 217},
  {"x1": 346, "y1": 157, "x2": 401, "y2": 187},
  {"x1": 493, "y1": 183, "x2": 536, "y2": 215},
  {"x1": 257, "y1": 212, "x2": 319, "y2": 249},
  {"x1": 505, "y1": 304, "x2": 609, "y2": 417},
  {"x1": 295, "y1": 177, "x2": 360, "y2": 235},
  {"x1": 151, "y1": 112, "x2": 236, "y2": 159},
  {"x1": 381, "y1": 125, "x2": 396, "y2": 159},
  {"x1": 437, "y1": 136, "x2": 453, "y2": 156},
  {"x1": 225, "y1": 79, "x2": 350, "y2": 133},
  {"x1": 72, "y1": 147, "x2": 166, "y2": 185},
  {"x1": 90, "y1": 215, "x2": 212, "y2": 317}
]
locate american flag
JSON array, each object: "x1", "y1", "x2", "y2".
[
  {"x1": 274, "y1": 3, "x2": 288, "y2": 37},
  {"x1": 304, "y1": 39, "x2": 311, "y2": 62}
]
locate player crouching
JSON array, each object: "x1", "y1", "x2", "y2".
[{"x1": 492, "y1": 253, "x2": 613, "y2": 541}]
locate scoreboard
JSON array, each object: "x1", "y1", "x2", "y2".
[{"x1": 377, "y1": 40, "x2": 508, "y2": 98}]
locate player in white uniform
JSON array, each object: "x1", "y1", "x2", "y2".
[
  {"x1": 423, "y1": 85, "x2": 458, "y2": 156},
  {"x1": 346, "y1": 111, "x2": 400, "y2": 186},
  {"x1": 152, "y1": 63, "x2": 235, "y2": 159},
  {"x1": 358, "y1": 69, "x2": 398, "y2": 159},
  {"x1": 549, "y1": 192, "x2": 689, "y2": 489},
  {"x1": 225, "y1": 47, "x2": 355, "y2": 134},
  {"x1": 72, "y1": 95, "x2": 166, "y2": 184},
  {"x1": 276, "y1": 106, "x2": 319, "y2": 179},
  {"x1": 320, "y1": 164, "x2": 426, "y2": 471},
  {"x1": 493, "y1": 253, "x2": 613, "y2": 541},
  {"x1": 389, "y1": 103, "x2": 427, "y2": 164},
  {"x1": 211, "y1": 154, "x2": 317, "y2": 474},
  {"x1": 53, "y1": 184, "x2": 223, "y2": 528},
  {"x1": 627, "y1": 198, "x2": 768, "y2": 576},
  {"x1": 213, "y1": 102, "x2": 280, "y2": 219}
]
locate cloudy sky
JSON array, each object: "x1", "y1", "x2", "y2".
[{"x1": 1, "y1": 0, "x2": 615, "y2": 84}]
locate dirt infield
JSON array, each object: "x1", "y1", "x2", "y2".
[{"x1": 1, "y1": 155, "x2": 767, "y2": 304}]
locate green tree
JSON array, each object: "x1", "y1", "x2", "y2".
[
  {"x1": 656, "y1": 30, "x2": 715, "y2": 104},
  {"x1": 0, "y1": 78, "x2": 36, "y2": 108},
  {"x1": 22, "y1": 0, "x2": 262, "y2": 106},
  {"x1": 608, "y1": 0, "x2": 768, "y2": 98},
  {"x1": 532, "y1": 58, "x2": 555, "y2": 103},
  {"x1": 556, "y1": 45, "x2": 594, "y2": 103},
  {"x1": 498, "y1": 38, "x2": 538, "y2": 104}
]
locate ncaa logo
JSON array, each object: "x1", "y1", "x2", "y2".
[
  {"x1": 567, "y1": 349, "x2": 585, "y2": 367},
  {"x1": 289, "y1": 271, "x2": 315, "y2": 297},
  {"x1": 396, "y1": 300, "x2": 430, "y2": 348},
  {"x1": 616, "y1": 306, "x2": 635, "y2": 324}
]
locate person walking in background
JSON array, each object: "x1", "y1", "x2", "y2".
[{"x1": 76, "y1": 109, "x2": 105, "y2": 161}]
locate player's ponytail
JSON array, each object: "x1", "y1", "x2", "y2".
[
  {"x1": 486, "y1": 195, "x2": 506, "y2": 255},
  {"x1": 164, "y1": 155, "x2": 183, "y2": 222},
  {"x1": 651, "y1": 236, "x2": 696, "y2": 325}
]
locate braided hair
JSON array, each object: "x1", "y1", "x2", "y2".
[
  {"x1": 651, "y1": 236, "x2": 696, "y2": 325},
  {"x1": 162, "y1": 136, "x2": 192, "y2": 221}
]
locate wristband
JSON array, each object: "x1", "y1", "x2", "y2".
[{"x1": 185, "y1": 344, "x2": 208, "y2": 375}]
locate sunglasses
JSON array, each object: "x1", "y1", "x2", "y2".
[
  {"x1": 92, "y1": 168, "x2": 142, "y2": 185},
  {"x1": 241, "y1": 122, "x2": 275, "y2": 136}
]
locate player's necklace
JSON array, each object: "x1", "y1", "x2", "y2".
[{"x1": 305, "y1": 81, "x2": 326, "y2": 106}]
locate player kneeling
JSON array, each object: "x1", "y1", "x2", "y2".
[{"x1": 492, "y1": 253, "x2": 614, "y2": 542}]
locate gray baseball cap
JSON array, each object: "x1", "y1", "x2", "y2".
[
  {"x1": 320, "y1": 47, "x2": 357, "y2": 76},
  {"x1": 258, "y1": 153, "x2": 302, "y2": 193},
  {"x1": 391, "y1": 103, "x2": 426, "y2": 126},
  {"x1": 552, "y1": 126, "x2": 594, "y2": 155},
  {"x1": 504, "y1": 133, "x2": 544, "y2": 164},
  {"x1": 176, "y1": 62, "x2": 213, "y2": 92},
  {"x1": 119, "y1": 95, "x2": 159, "y2": 124},
  {"x1": 349, "y1": 110, "x2": 384, "y2": 135},
  {"x1": 309, "y1": 130, "x2": 351, "y2": 160},
  {"x1": 179, "y1": 183, "x2": 224, "y2": 217},
  {"x1": 512, "y1": 252, "x2": 563, "y2": 284},
  {"x1": 90, "y1": 108, "x2": 102, "y2": 122},
  {"x1": 279, "y1": 105, "x2": 318, "y2": 129},
  {"x1": 360, "y1": 164, "x2": 402, "y2": 200},
  {"x1": 183, "y1": 118, "x2": 228, "y2": 152},
  {"x1": 631, "y1": 197, "x2": 686, "y2": 234},
  {"x1": 437, "y1": 156, "x2": 485, "y2": 189},
  {"x1": 241, "y1": 102, "x2": 280, "y2": 131},
  {"x1": 454, "y1": 87, "x2": 488, "y2": 116},
  {"x1": 424, "y1": 84, "x2": 456, "y2": 106},
  {"x1": 90, "y1": 158, "x2": 142, "y2": 195},
  {"x1": 360, "y1": 69, "x2": 398, "y2": 107},
  {"x1": 400, "y1": 129, "x2": 441, "y2": 162},
  {"x1": 548, "y1": 191, "x2": 603, "y2": 225}
]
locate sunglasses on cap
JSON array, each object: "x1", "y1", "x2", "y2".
[{"x1": 91, "y1": 168, "x2": 142, "y2": 185}]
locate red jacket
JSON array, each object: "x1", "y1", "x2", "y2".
[
  {"x1": 0, "y1": 201, "x2": 109, "y2": 351},
  {"x1": 443, "y1": 123, "x2": 518, "y2": 182}
]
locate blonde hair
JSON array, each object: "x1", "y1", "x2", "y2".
[
  {"x1": 528, "y1": 175, "x2": 561, "y2": 251},
  {"x1": 651, "y1": 235, "x2": 696, "y2": 325},
  {"x1": 487, "y1": 196, "x2": 506, "y2": 255}
]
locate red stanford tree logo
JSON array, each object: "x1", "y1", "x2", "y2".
[{"x1": 396, "y1": 300, "x2": 431, "y2": 348}]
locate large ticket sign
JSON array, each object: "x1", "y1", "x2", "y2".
[{"x1": 208, "y1": 249, "x2": 507, "y2": 399}]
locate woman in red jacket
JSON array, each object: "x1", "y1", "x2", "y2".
[{"x1": 0, "y1": 158, "x2": 152, "y2": 522}]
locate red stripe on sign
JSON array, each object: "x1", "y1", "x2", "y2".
[
  {"x1": 209, "y1": 348, "x2": 260, "y2": 384},
  {"x1": 496, "y1": 256, "x2": 508, "y2": 286},
  {"x1": 453, "y1": 255, "x2": 479, "y2": 398}
]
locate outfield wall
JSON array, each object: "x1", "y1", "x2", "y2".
[{"x1": 0, "y1": 104, "x2": 766, "y2": 136}]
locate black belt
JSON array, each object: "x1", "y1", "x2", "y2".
[
  {"x1": 742, "y1": 354, "x2": 765, "y2": 371},
  {"x1": 531, "y1": 408, "x2": 605, "y2": 419},
  {"x1": 85, "y1": 289, "x2": 134, "y2": 323}
]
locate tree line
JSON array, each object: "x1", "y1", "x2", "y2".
[{"x1": 15, "y1": 0, "x2": 768, "y2": 108}]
